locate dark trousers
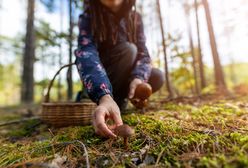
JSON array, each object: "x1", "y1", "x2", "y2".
[{"x1": 100, "y1": 42, "x2": 165, "y2": 109}]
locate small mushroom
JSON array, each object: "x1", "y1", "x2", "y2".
[
  {"x1": 130, "y1": 98, "x2": 148, "y2": 109},
  {"x1": 115, "y1": 124, "x2": 135, "y2": 149},
  {"x1": 134, "y1": 83, "x2": 152, "y2": 100}
]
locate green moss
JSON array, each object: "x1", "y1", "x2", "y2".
[
  {"x1": 0, "y1": 115, "x2": 21, "y2": 122},
  {"x1": 52, "y1": 126, "x2": 103, "y2": 146},
  {"x1": 163, "y1": 102, "x2": 192, "y2": 111},
  {"x1": 1, "y1": 98, "x2": 248, "y2": 167},
  {"x1": 197, "y1": 154, "x2": 248, "y2": 168},
  {"x1": 122, "y1": 114, "x2": 140, "y2": 126},
  {"x1": 7, "y1": 119, "x2": 41, "y2": 137}
]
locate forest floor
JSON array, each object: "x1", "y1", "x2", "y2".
[{"x1": 0, "y1": 94, "x2": 248, "y2": 168}]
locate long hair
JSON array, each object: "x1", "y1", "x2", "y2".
[{"x1": 85, "y1": 0, "x2": 137, "y2": 44}]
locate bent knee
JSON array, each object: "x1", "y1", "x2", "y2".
[
  {"x1": 115, "y1": 42, "x2": 137, "y2": 58},
  {"x1": 120, "y1": 42, "x2": 137, "y2": 64}
]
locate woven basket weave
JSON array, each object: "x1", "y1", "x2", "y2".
[{"x1": 41, "y1": 63, "x2": 97, "y2": 127}]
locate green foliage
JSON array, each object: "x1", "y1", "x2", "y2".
[
  {"x1": 169, "y1": 38, "x2": 197, "y2": 95},
  {"x1": 224, "y1": 63, "x2": 248, "y2": 87},
  {"x1": 0, "y1": 62, "x2": 20, "y2": 106}
]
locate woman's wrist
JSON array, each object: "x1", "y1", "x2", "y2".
[{"x1": 99, "y1": 94, "x2": 113, "y2": 104}]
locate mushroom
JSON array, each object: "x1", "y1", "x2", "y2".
[
  {"x1": 134, "y1": 83, "x2": 152, "y2": 100},
  {"x1": 130, "y1": 83, "x2": 152, "y2": 109},
  {"x1": 114, "y1": 124, "x2": 135, "y2": 149},
  {"x1": 130, "y1": 98, "x2": 148, "y2": 109}
]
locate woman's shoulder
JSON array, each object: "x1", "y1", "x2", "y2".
[
  {"x1": 78, "y1": 9, "x2": 92, "y2": 29},
  {"x1": 129, "y1": 10, "x2": 143, "y2": 24},
  {"x1": 129, "y1": 10, "x2": 142, "y2": 20}
]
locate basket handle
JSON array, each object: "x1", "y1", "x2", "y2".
[{"x1": 44, "y1": 63, "x2": 76, "y2": 103}]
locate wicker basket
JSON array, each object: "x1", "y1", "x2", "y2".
[{"x1": 41, "y1": 63, "x2": 97, "y2": 127}]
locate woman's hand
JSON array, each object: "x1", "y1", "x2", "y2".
[
  {"x1": 92, "y1": 94, "x2": 123, "y2": 138},
  {"x1": 128, "y1": 78, "x2": 143, "y2": 99}
]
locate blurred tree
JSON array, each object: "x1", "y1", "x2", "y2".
[
  {"x1": 35, "y1": 20, "x2": 65, "y2": 99},
  {"x1": 221, "y1": 2, "x2": 237, "y2": 85},
  {"x1": 171, "y1": 47, "x2": 195, "y2": 96},
  {"x1": 40, "y1": 0, "x2": 82, "y2": 101},
  {"x1": 202, "y1": 0, "x2": 227, "y2": 93},
  {"x1": 21, "y1": 0, "x2": 36, "y2": 103},
  {"x1": 184, "y1": 2, "x2": 200, "y2": 96},
  {"x1": 0, "y1": 34, "x2": 23, "y2": 105},
  {"x1": 67, "y1": 0, "x2": 74, "y2": 101},
  {"x1": 0, "y1": 63, "x2": 20, "y2": 105},
  {"x1": 194, "y1": 0, "x2": 206, "y2": 89},
  {"x1": 156, "y1": 0, "x2": 175, "y2": 98},
  {"x1": 58, "y1": 0, "x2": 64, "y2": 101},
  {"x1": 0, "y1": 0, "x2": 2, "y2": 54}
]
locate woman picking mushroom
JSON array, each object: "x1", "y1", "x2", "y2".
[{"x1": 75, "y1": 0, "x2": 165, "y2": 139}]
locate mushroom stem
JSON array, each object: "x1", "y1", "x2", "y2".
[
  {"x1": 114, "y1": 124, "x2": 134, "y2": 149},
  {"x1": 124, "y1": 137, "x2": 128, "y2": 149}
]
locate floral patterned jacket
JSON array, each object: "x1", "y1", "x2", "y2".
[{"x1": 74, "y1": 6, "x2": 152, "y2": 104}]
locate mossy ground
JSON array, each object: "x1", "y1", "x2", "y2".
[{"x1": 0, "y1": 95, "x2": 248, "y2": 168}]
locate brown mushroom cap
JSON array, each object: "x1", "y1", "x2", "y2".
[
  {"x1": 134, "y1": 83, "x2": 152, "y2": 100},
  {"x1": 115, "y1": 124, "x2": 135, "y2": 137}
]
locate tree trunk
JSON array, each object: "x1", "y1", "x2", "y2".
[
  {"x1": 0, "y1": 0, "x2": 2, "y2": 31},
  {"x1": 184, "y1": 4, "x2": 200, "y2": 96},
  {"x1": 58, "y1": 0, "x2": 64, "y2": 101},
  {"x1": 202, "y1": 0, "x2": 227, "y2": 93},
  {"x1": 41, "y1": 46, "x2": 46, "y2": 96},
  {"x1": 156, "y1": 0, "x2": 175, "y2": 98},
  {"x1": 0, "y1": 0, "x2": 2, "y2": 61},
  {"x1": 194, "y1": 0, "x2": 206, "y2": 89},
  {"x1": 21, "y1": 0, "x2": 35, "y2": 103},
  {"x1": 67, "y1": 0, "x2": 73, "y2": 100}
]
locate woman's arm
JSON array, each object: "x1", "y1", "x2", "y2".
[
  {"x1": 75, "y1": 12, "x2": 113, "y2": 105},
  {"x1": 131, "y1": 12, "x2": 152, "y2": 83},
  {"x1": 75, "y1": 12, "x2": 123, "y2": 138}
]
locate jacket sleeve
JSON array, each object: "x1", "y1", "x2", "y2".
[
  {"x1": 74, "y1": 12, "x2": 113, "y2": 104},
  {"x1": 131, "y1": 12, "x2": 152, "y2": 83}
]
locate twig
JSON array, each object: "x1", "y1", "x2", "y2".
[
  {"x1": 155, "y1": 147, "x2": 166, "y2": 165},
  {"x1": 0, "y1": 116, "x2": 41, "y2": 127},
  {"x1": 226, "y1": 124, "x2": 248, "y2": 132},
  {"x1": 30, "y1": 140, "x2": 90, "y2": 168},
  {"x1": 74, "y1": 140, "x2": 90, "y2": 168},
  {"x1": 183, "y1": 127, "x2": 202, "y2": 133}
]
